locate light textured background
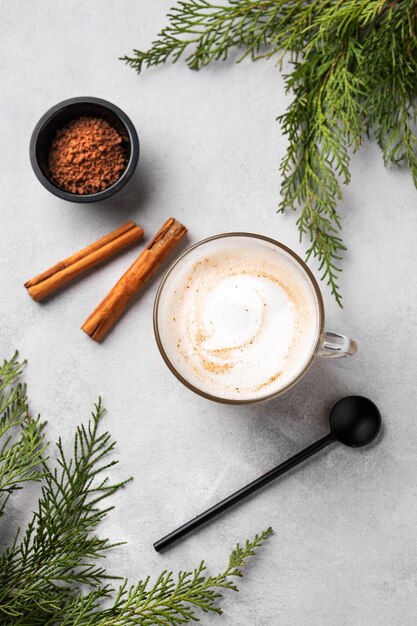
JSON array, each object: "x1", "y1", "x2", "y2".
[{"x1": 1, "y1": 2, "x2": 416, "y2": 624}]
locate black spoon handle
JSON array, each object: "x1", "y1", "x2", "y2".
[{"x1": 154, "y1": 432, "x2": 334, "y2": 552}]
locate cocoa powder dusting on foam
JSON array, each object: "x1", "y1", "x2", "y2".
[
  {"x1": 253, "y1": 370, "x2": 283, "y2": 392},
  {"x1": 200, "y1": 357, "x2": 234, "y2": 374},
  {"x1": 47, "y1": 117, "x2": 127, "y2": 194}
]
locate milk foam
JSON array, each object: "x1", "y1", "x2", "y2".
[{"x1": 156, "y1": 236, "x2": 320, "y2": 401}]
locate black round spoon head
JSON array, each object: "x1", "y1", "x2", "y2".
[{"x1": 329, "y1": 396, "x2": 381, "y2": 447}]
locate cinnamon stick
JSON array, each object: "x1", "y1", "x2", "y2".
[
  {"x1": 82, "y1": 217, "x2": 187, "y2": 342},
  {"x1": 25, "y1": 221, "x2": 144, "y2": 301}
]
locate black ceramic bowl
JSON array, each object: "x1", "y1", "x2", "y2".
[{"x1": 29, "y1": 96, "x2": 140, "y2": 203}]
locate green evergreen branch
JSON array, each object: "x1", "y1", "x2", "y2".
[
  {"x1": 55, "y1": 528, "x2": 272, "y2": 626},
  {"x1": 122, "y1": 1, "x2": 287, "y2": 71},
  {"x1": 0, "y1": 397, "x2": 131, "y2": 621},
  {"x1": 0, "y1": 354, "x2": 272, "y2": 624},
  {"x1": 123, "y1": 0, "x2": 417, "y2": 305},
  {"x1": 0, "y1": 353, "x2": 46, "y2": 513}
]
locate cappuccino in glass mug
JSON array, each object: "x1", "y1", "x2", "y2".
[{"x1": 154, "y1": 233, "x2": 356, "y2": 404}]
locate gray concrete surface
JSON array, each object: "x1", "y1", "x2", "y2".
[{"x1": 1, "y1": 1, "x2": 416, "y2": 624}]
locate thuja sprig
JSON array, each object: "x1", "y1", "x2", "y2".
[
  {"x1": 76, "y1": 529, "x2": 273, "y2": 625},
  {"x1": 0, "y1": 352, "x2": 46, "y2": 514},
  {"x1": 123, "y1": 0, "x2": 417, "y2": 305},
  {"x1": 0, "y1": 354, "x2": 272, "y2": 625}
]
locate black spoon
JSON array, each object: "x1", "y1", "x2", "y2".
[{"x1": 154, "y1": 396, "x2": 381, "y2": 552}]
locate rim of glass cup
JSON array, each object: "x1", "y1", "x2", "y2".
[{"x1": 153, "y1": 232, "x2": 325, "y2": 405}]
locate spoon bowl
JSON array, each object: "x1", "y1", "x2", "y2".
[{"x1": 329, "y1": 395, "x2": 381, "y2": 447}]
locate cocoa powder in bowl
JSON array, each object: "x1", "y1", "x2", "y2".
[{"x1": 47, "y1": 116, "x2": 128, "y2": 195}]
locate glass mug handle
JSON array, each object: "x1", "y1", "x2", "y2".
[{"x1": 318, "y1": 331, "x2": 358, "y2": 358}]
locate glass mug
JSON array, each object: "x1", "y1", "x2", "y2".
[{"x1": 154, "y1": 233, "x2": 357, "y2": 404}]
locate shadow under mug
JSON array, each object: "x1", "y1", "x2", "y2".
[{"x1": 153, "y1": 233, "x2": 357, "y2": 405}]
